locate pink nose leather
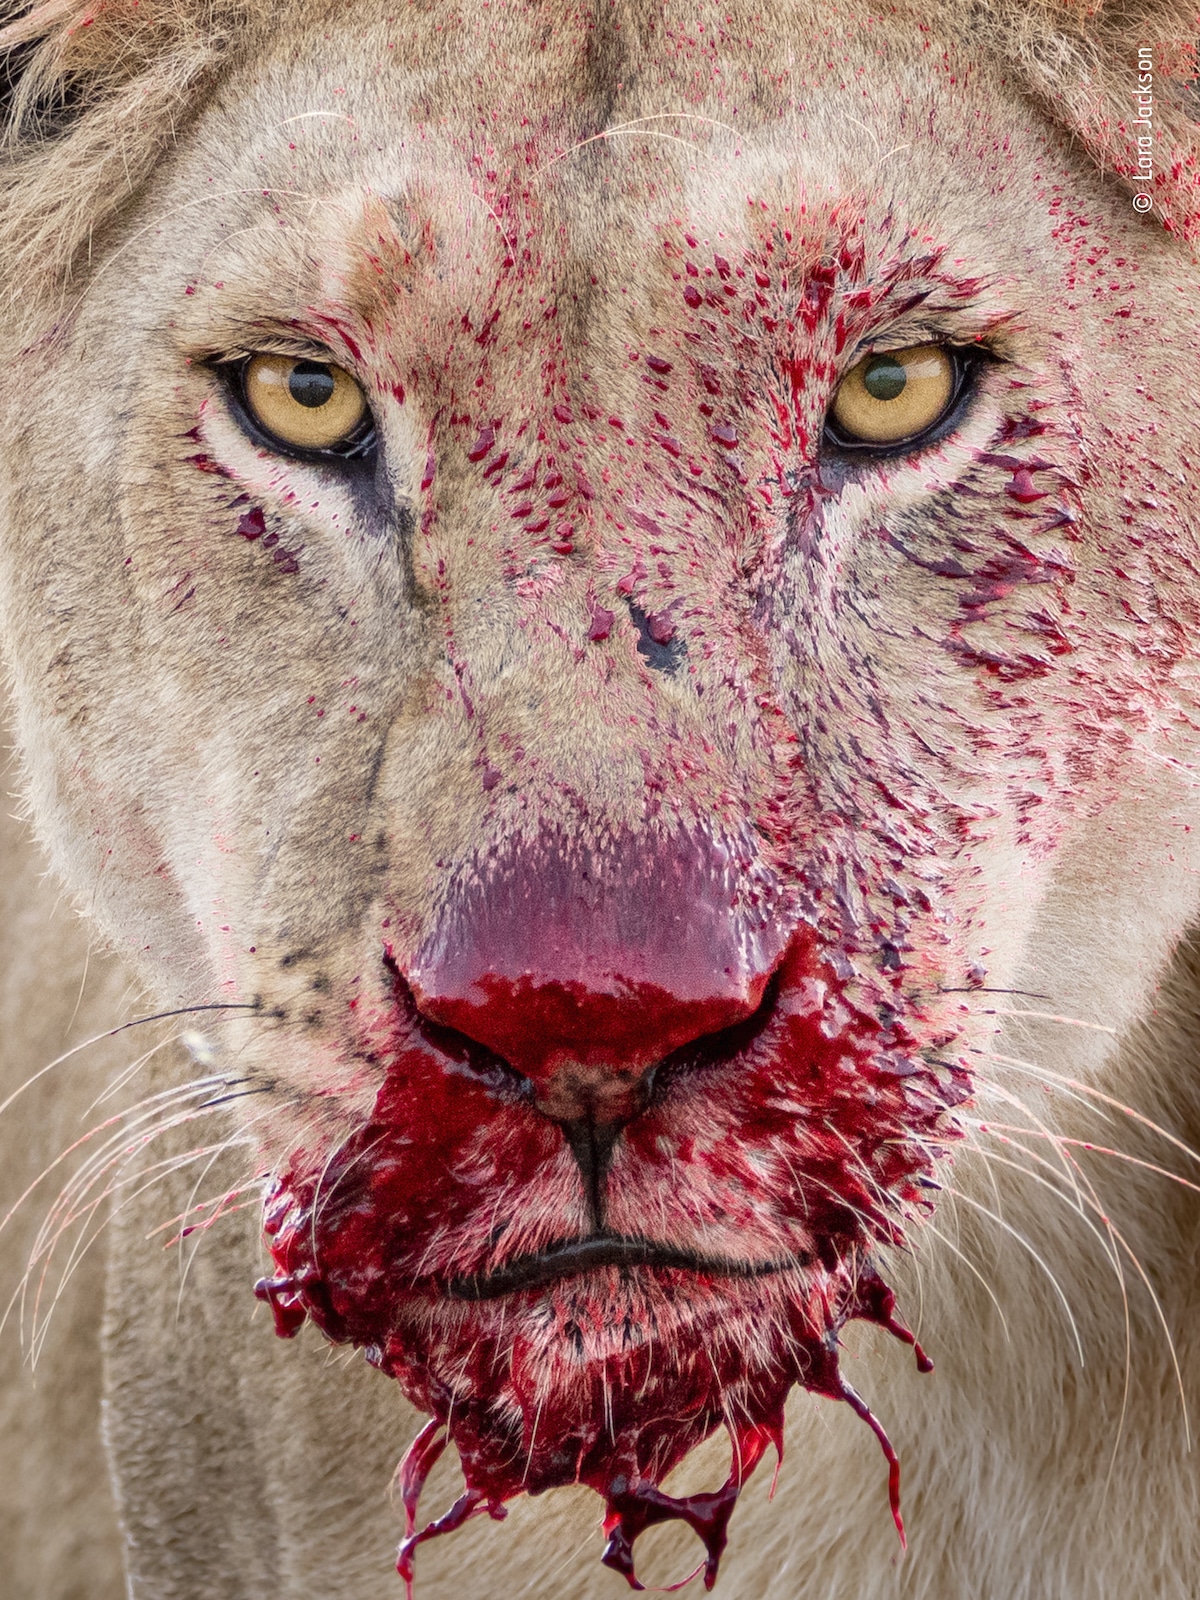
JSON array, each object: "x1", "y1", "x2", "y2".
[{"x1": 406, "y1": 826, "x2": 791, "y2": 1096}]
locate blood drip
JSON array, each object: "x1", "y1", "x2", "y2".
[
  {"x1": 854, "y1": 1266, "x2": 935, "y2": 1375},
  {"x1": 598, "y1": 1414, "x2": 781, "y2": 1592},
  {"x1": 387, "y1": 1297, "x2": 928, "y2": 1594},
  {"x1": 253, "y1": 1273, "x2": 307, "y2": 1339},
  {"x1": 395, "y1": 1420, "x2": 508, "y2": 1600}
]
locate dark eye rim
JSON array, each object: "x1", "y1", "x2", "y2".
[
  {"x1": 216, "y1": 355, "x2": 378, "y2": 467},
  {"x1": 821, "y1": 344, "x2": 986, "y2": 459}
]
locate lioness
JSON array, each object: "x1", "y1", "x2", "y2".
[{"x1": 2, "y1": 0, "x2": 1199, "y2": 1595}]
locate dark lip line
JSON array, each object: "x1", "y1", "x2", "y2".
[{"x1": 445, "y1": 1234, "x2": 810, "y2": 1301}]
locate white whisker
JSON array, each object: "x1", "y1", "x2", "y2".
[
  {"x1": 984, "y1": 1008, "x2": 1117, "y2": 1034},
  {"x1": 973, "y1": 1051, "x2": 1200, "y2": 1169},
  {"x1": 937, "y1": 1184, "x2": 1085, "y2": 1366}
]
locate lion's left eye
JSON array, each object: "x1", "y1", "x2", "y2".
[
  {"x1": 239, "y1": 355, "x2": 372, "y2": 455},
  {"x1": 827, "y1": 343, "x2": 956, "y2": 449}
]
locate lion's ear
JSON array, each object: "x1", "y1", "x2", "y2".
[
  {"x1": 976, "y1": 0, "x2": 1200, "y2": 242},
  {"x1": 0, "y1": 0, "x2": 245, "y2": 311}
]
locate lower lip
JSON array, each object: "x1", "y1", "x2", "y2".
[
  {"x1": 384, "y1": 1262, "x2": 931, "y2": 1597},
  {"x1": 445, "y1": 1235, "x2": 807, "y2": 1298}
]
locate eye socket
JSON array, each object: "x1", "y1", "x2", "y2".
[
  {"x1": 827, "y1": 343, "x2": 957, "y2": 449},
  {"x1": 240, "y1": 355, "x2": 371, "y2": 455}
]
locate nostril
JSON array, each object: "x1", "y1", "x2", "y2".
[
  {"x1": 657, "y1": 967, "x2": 783, "y2": 1081},
  {"x1": 386, "y1": 955, "x2": 533, "y2": 1100}
]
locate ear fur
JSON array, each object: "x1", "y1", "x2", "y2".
[
  {"x1": 970, "y1": 0, "x2": 1200, "y2": 242},
  {"x1": 0, "y1": 0, "x2": 248, "y2": 315}
]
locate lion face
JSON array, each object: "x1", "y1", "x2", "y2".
[{"x1": 3, "y1": 0, "x2": 1200, "y2": 1582}]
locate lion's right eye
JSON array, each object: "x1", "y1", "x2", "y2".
[{"x1": 240, "y1": 355, "x2": 371, "y2": 455}]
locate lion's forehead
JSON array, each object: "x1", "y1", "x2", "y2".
[{"x1": 172, "y1": 0, "x2": 1049, "y2": 313}]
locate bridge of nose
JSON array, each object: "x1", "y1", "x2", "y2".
[{"x1": 406, "y1": 826, "x2": 790, "y2": 1082}]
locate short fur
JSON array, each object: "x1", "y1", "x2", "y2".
[{"x1": 2, "y1": 1, "x2": 1200, "y2": 1595}]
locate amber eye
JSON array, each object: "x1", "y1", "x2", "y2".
[
  {"x1": 241, "y1": 355, "x2": 369, "y2": 453},
  {"x1": 828, "y1": 344, "x2": 956, "y2": 448}
]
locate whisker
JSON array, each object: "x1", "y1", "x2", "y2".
[
  {"x1": 32, "y1": 1078, "x2": 238, "y2": 1204},
  {"x1": 973, "y1": 1050, "x2": 1200, "y2": 1168},
  {"x1": 937, "y1": 988, "x2": 1052, "y2": 998},
  {"x1": 82, "y1": 1037, "x2": 178, "y2": 1117},
  {"x1": 16, "y1": 1082, "x2": 263, "y2": 1334},
  {"x1": 159, "y1": 1192, "x2": 263, "y2": 1249},
  {"x1": 308, "y1": 1132, "x2": 355, "y2": 1270},
  {"x1": 150, "y1": 1182, "x2": 265, "y2": 1239},
  {"x1": 532, "y1": 111, "x2": 740, "y2": 180},
  {"x1": 26, "y1": 1141, "x2": 255, "y2": 1365},
  {"x1": 972, "y1": 1122, "x2": 1200, "y2": 1199},
  {"x1": 973, "y1": 1137, "x2": 1190, "y2": 1450},
  {"x1": 919, "y1": 1217, "x2": 1011, "y2": 1340},
  {"x1": 174, "y1": 1108, "x2": 277, "y2": 1311},
  {"x1": 29, "y1": 1100, "x2": 252, "y2": 1267},
  {"x1": 3, "y1": 1131, "x2": 236, "y2": 1350},
  {"x1": 0, "y1": 1077, "x2": 232, "y2": 1240},
  {"x1": 965, "y1": 1128, "x2": 1135, "y2": 1477},
  {"x1": 195, "y1": 1083, "x2": 272, "y2": 1110},
  {"x1": 0, "y1": 1002, "x2": 258, "y2": 1123},
  {"x1": 972, "y1": 1067, "x2": 1111, "y2": 1124},
  {"x1": 31, "y1": 1105, "x2": 243, "y2": 1265},
  {"x1": 936, "y1": 1184, "x2": 1085, "y2": 1366},
  {"x1": 983, "y1": 1008, "x2": 1117, "y2": 1034},
  {"x1": 969, "y1": 1083, "x2": 1089, "y2": 1219},
  {"x1": 312, "y1": 1132, "x2": 388, "y2": 1238}
]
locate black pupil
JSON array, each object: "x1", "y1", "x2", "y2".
[
  {"x1": 863, "y1": 355, "x2": 907, "y2": 402},
  {"x1": 288, "y1": 361, "x2": 336, "y2": 409}
]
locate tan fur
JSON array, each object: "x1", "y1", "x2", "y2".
[{"x1": 2, "y1": 1, "x2": 1200, "y2": 1595}]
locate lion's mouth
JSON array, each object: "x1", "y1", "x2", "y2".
[
  {"x1": 254, "y1": 840, "x2": 967, "y2": 1592},
  {"x1": 256, "y1": 948, "x2": 955, "y2": 1594},
  {"x1": 444, "y1": 1234, "x2": 807, "y2": 1299}
]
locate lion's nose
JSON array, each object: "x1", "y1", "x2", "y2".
[{"x1": 406, "y1": 824, "x2": 791, "y2": 1113}]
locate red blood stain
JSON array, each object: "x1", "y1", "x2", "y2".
[
  {"x1": 645, "y1": 611, "x2": 676, "y2": 647},
  {"x1": 466, "y1": 423, "x2": 495, "y2": 463},
  {"x1": 235, "y1": 507, "x2": 266, "y2": 541},
  {"x1": 262, "y1": 900, "x2": 960, "y2": 1589},
  {"x1": 1005, "y1": 466, "x2": 1049, "y2": 503},
  {"x1": 271, "y1": 546, "x2": 302, "y2": 575}
]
